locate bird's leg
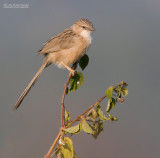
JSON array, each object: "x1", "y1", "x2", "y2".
[{"x1": 60, "y1": 62, "x2": 75, "y2": 76}]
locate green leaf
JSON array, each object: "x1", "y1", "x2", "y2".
[
  {"x1": 87, "y1": 109, "x2": 98, "y2": 121},
  {"x1": 79, "y1": 54, "x2": 89, "y2": 71},
  {"x1": 90, "y1": 121, "x2": 104, "y2": 139},
  {"x1": 69, "y1": 71, "x2": 84, "y2": 92},
  {"x1": 96, "y1": 104, "x2": 107, "y2": 121},
  {"x1": 120, "y1": 87, "x2": 128, "y2": 97},
  {"x1": 64, "y1": 137, "x2": 73, "y2": 150},
  {"x1": 65, "y1": 110, "x2": 71, "y2": 122},
  {"x1": 80, "y1": 116, "x2": 94, "y2": 134},
  {"x1": 55, "y1": 137, "x2": 74, "y2": 158},
  {"x1": 106, "y1": 98, "x2": 116, "y2": 112},
  {"x1": 105, "y1": 86, "x2": 113, "y2": 100},
  {"x1": 63, "y1": 124, "x2": 81, "y2": 134}
]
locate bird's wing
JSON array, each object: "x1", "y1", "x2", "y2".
[{"x1": 38, "y1": 28, "x2": 77, "y2": 55}]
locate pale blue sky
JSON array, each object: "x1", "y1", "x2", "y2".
[{"x1": 0, "y1": 0, "x2": 160, "y2": 158}]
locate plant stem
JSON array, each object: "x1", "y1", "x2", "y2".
[
  {"x1": 45, "y1": 63, "x2": 77, "y2": 158},
  {"x1": 61, "y1": 73, "x2": 72, "y2": 127},
  {"x1": 45, "y1": 131, "x2": 61, "y2": 158},
  {"x1": 61, "y1": 63, "x2": 77, "y2": 128},
  {"x1": 66, "y1": 95, "x2": 106, "y2": 128}
]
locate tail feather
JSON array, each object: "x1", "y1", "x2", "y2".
[{"x1": 13, "y1": 62, "x2": 47, "y2": 110}]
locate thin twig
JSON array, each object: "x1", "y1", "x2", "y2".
[
  {"x1": 50, "y1": 147, "x2": 59, "y2": 157},
  {"x1": 65, "y1": 95, "x2": 106, "y2": 128},
  {"x1": 45, "y1": 131, "x2": 61, "y2": 158},
  {"x1": 61, "y1": 63, "x2": 78, "y2": 128},
  {"x1": 61, "y1": 73, "x2": 72, "y2": 127}
]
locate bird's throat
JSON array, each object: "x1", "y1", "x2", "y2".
[{"x1": 80, "y1": 30, "x2": 92, "y2": 44}]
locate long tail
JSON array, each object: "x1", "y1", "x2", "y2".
[{"x1": 13, "y1": 61, "x2": 47, "y2": 110}]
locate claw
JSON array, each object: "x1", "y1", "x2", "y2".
[{"x1": 70, "y1": 70, "x2": 76, "y2": 76}]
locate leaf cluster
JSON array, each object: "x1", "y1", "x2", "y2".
[
  {"x1": 63, "y1": 82, "x2": 128, "y2": 141},
  {"x1": 106, "y1": 81, "x2": 128, "y2": 113}
]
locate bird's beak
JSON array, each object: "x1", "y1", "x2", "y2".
[{"x1": 91, "y1": 27, "x2": 96, "y2": 31}]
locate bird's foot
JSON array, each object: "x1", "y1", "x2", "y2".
[{"x1": 70, "y1": 69, "x2": 76, "y2": 76}]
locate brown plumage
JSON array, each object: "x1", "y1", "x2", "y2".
[
  {"x1": 38, "y1": 28, "x2": 77, "y2": 54},
  {"x1": 14, "y1": 19, "x2": 95, "y2": 110}
]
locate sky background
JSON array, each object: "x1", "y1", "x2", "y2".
[{"x1": 0, "y1": 0, "x2": 160, "y2": 158}]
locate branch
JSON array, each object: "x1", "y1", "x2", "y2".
[
  {"x1": 45, "y1": 63, "x2": 78, "y2": 158},
  {"x1": 61, "y1": 63, "x2": 78, "y2": 128},
  {"x1": 45, "y1": 131, "x2": 61, "y2": 158},
  {"x1": 65, "y1": 81, "x2": 127, "y2": 128},
  {"x1": 61, "y1": 73, "x2": 72, "y2": 128},
  {"x1": 65, "y1": 95, "x2": 106, "y2": 128},
  {"x1": 45, "y1": 66, "x2": 127, "y2": 158}
]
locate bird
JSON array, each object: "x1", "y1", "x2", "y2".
[{"x1": 13, "y1": 19, "x2": 95, "y2": 110}]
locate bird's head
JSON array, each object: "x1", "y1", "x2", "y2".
[{"x1": 72, "y1": 19, "x2": 95, "y2": 42}]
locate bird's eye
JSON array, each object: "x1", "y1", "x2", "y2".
[{"x1": 82, "y1": 26, "x2": 86, "y2": 29}]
